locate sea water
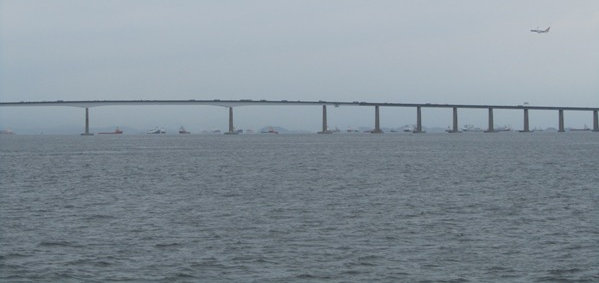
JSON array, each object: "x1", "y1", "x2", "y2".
[{"x1": 1, "y1": 133, "x2": 598, "y2": 282}]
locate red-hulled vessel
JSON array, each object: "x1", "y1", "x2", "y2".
[{"x1": 98, "y1": 127, "x2": 123, "y2": 134}]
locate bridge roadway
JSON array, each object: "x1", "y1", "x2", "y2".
[{"x1": 1, "y1": 99, "x2": 598, "y2": 135}]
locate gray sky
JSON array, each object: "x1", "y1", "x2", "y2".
[{"x1": 1, "y1": 0, "x2": 598, "y2": 132}]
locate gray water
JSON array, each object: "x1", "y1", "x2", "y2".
[{"x1": 1, "y1": 133, "x2": 598, "y2": 282}]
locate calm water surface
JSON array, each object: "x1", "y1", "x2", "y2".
[{"x1": 1, "y1": 133, "x2": 598, "y2": 282}]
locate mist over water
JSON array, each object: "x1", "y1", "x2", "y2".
[{"x1": 1, "y1": 133, "x2": 598, "y2": 282}]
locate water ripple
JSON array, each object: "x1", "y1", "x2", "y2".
[{"x1": 1, "y1": 133, "x2": 598, "y2": 281}]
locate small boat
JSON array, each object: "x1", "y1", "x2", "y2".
[
  {"x1": 98, "y1": 127, "x2": 123, "y2": 134},
  {"x1": 0, "y1": 129, "x2": 15, "y2": 135},
  {"x1": 179, "y1": 126, "x2": 190, "y2": 134},
  {"x1": 462, "y1": 124, "x2": 483, "y2": 132},
  {"x1": 147, "y1": 127, "x2": 166, "y2": 134},
  {"x1": 445, "y1": 126, "x2": 460, "y2": 133},
  {"x1": 495, "y1": 125, "x2": 512, "y2": 132},
  {"x1": 261, "y1": 127, "x2": 278, "y2": 134},
  {"x1": 568, "y1": 125, "x2": 591, "y2": 131}
]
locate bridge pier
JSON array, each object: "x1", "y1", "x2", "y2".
[
  {"x1": 80, "y1": 107, "x2": 93, "y2": 136},
  {"x1": 372, "y1": 105, "x2": 383, "y2": 133},
  {"x1": 225, "y1": 107, "x2": 237, "y2": 134},
  {"x1": 484, "y1": 107, "x2": 495, "y2": 133},
  {"x1": 558, "y1": 109, "x2": 565, "y2": 132},
  {"x1": 447, "y1": 107, "x2": 459, "y2": 133},
  {"x1": 318, "y1": 105, "x2": 332, "y2": 134},
  {"x1": 520, "y1": 108, "x2": 531, "y2": 132},
  {"x1": 413, "y1": 106, "x2": 424, "y2": 133},
  {"x1": 593, "y1": 110, "x2": 598, "y2": 132}
]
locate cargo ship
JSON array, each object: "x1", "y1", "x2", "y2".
[{"x1": 98, "y1": 127, "x2": 123, "y2": 134}]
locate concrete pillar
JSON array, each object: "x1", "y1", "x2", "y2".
[
  {"x1": 485, "y1": 107, "x2": 495, "y2": 133},
  {"x1": 593, "y1": 110, "x2": 598, "y2": 132},
  {"x1": 318, "y1": 105, "x2": 331, "y2": 134},
  {"x1": 558, "y1": 109, "x2": 565, "y2": 132},
  {"x1": 372, "y1": 105, "x2": 383, "y2": 133},
  {"x1": 413, "y1": 106, "x2": 424, "y2": 133},
  {"x1": 521, "y1": 108, "x2": 530, "y2": 132},
  {"x1": 448, "y1": 107, "x2": 459, "y2": 133},
  {"x1": 225, "y1": 107, "x2": 237, "y2": 134},
  {"x1": 81, "y1": 107, "x2": 93, "y2": 136}
]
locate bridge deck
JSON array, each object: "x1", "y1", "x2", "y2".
[{"x1": 1, "y1": 100, "x2": 597, "y2": 111}]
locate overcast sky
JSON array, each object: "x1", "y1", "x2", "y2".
[{"x1": 1, "y1": 0, "x2": 598, "y2": 133}]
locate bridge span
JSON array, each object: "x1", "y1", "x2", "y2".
[{"x1": 1, "y1": 99, "x2": 598, "y2": 135}]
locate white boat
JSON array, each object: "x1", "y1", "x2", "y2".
[
  {"x1": 462, "y1": 124, "x2": 483, "y2": 132},
  {"x1": 400, "y1": 125, "x2": 414, "y2": 132},
  {"x1": 147, "y1": 127, "x2": 166, "y2": 134},
  {"x1": 261, "y1": 127, "x2": 278, "y2": 134},
  {"x1": 568, "y1": 125, "x2": 591, "y2": 131},
  {"x1": 495, "y1": 125, "x2": 512, "y2": 132}
]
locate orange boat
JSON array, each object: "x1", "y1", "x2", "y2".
[
  {"x1": 261, "y1": 127, "x2": 278, "y2": 134},
  {"x1": 98, "y1": 127, "x2": 123, "y2": 134}
]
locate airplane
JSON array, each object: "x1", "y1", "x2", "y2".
[{"x1": 530, "y1": 26, "x2": 550, "y2": 33}]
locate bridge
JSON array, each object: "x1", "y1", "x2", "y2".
[{"x1": 1, "y1": 99, "x2": 598, "y2": 135}]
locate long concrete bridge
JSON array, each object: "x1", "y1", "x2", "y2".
[{"x1": 1, "y1": 99, "x2": 598, "y2": 135}]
